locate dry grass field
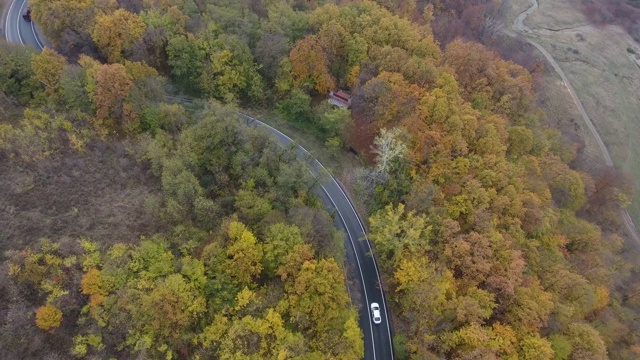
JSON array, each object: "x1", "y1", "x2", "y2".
[
  {"x1": 536, "y1": 72, "x2": 606, "y2": 167},
  {"x1": 503, "y1": 0, "x2": 640, "y2": 226},
  {"x1": 0, "y1": 141, "x2": 164, "y2": 255}
]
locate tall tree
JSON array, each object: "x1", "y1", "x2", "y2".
[
  {"x1": 93, "y1": 63, "x2": 134, "y2": 134},
  {"x1": 166, "y1": 33, "x2": 205, "y2": 93},
  {"x1": 289, "y1": 35, "x2": 335, "y2": 94},
  {"x1": 92, "y1": 9, "x2": 147, "y2": 63}
]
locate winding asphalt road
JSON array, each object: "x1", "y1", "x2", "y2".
[
  {"x1": 238, "y1": 114, "x2": 395, "y2": 360},
  {"x1": 4, "y1": 0, "x2": 45, "y2": 50},
  {"x1": 3, "y1": 3, "x2": 395, "y2": 359},
  {"x1": 508, "y1": 0, "x2": 640, "y2": 245}
]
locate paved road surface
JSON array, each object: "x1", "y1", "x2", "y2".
[
  {"x1": 3, "y1": 3, "x2": 396, "y2": 357},
  {"x1": 238, "y1": 114, "x2": 395, "y2": 360},
  {"x1": 508, "y1": 0, "x2": 640, "y2": 245},
  {"x1": 4, "y1": 0, "x2": 45, "y2": 50}
]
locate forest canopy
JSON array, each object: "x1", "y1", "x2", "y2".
[
  {"x1": 2, "y1": 0, "x2": 640, "y2": 359},
  {"x1": 0, "y1": 41, "x2": 362, "y2": 358}
]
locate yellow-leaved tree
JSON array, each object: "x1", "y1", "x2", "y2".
[
  {"x1": 91, "y1": 9, "x2": 146, "y2": 63},
  {"x1": 31, "y1": 47, "x2": 67, "y2": 98},
  {"x1": 35, "y1": 304, "x2": 63, "y2": 332}
]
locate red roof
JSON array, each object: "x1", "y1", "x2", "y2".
[
  {"x1": 333, "y1": 90, "x2": 351, "y2": 102},
  {"x1": 328, "y1": 90, "x2": 352, "y2": 108}
]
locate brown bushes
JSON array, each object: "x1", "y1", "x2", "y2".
[{"x1": 574, "y1": 0, "x2": 640, "y2": 42}]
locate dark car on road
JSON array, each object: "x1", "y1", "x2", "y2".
[{"x1": 23, "y1": 10, "x2": 31, "y2": 22}]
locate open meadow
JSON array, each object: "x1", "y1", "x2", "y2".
[{"x1": 503, "y1": 0, "x2": 640, "y2": 230}]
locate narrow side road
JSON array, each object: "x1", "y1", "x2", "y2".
[{"x1": 507, "y1": 0, "x2": 640, "y2": 245}]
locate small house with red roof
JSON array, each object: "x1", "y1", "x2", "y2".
[{"x1": 328, "y1": 90, "x2": 351, "y2": 108}]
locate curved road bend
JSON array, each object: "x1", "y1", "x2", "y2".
[
  {"x1": 507, "y1": 0, "x2": 640, "y2": 245},
  {"x1": 4, "y1": 0, "x2": 45, "y2": 50},
  {"x1": 238, "y1": 114, "x2": 395, "y2": 360},
  {"x1": 3, "y1": 3, "x2": 395, "y2": 358}
]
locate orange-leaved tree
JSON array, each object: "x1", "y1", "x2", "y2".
[
  {"x1": 289, "y1": 35, "x2": 335, "y2": 94},
  {"x1": 93, "y1": 63, "x2": 134, "y2": 135}
]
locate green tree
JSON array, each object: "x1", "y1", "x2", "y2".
[
  {"x1": 550, "y1": 334, "x2": 573, "y2": 360},
  {"x1": 278, "y1": 88, "x2": 316, "y2": 124},
  {"x1": 519, "y1": 333, "x2": 554, "y2": 360},
  {"x1": 263, "y1": 223, "x2": 304, "y2": 277},
  {"x1": 541, "y1": 155, "x2": 587, "y2": 211},
  {"x1": 319, "y1": 106, "x2": 351, "y2": 141},
  {"x1": 141, "y1": 6, "x2": 188, "y2": 37},
  {"x1": 565, "y1": 323, "x2": 608, "y2": 360},
  {"x1": 166, "y1": 34, "x2": 205, "y2": 94},
  {"x1": 508, "y1": 125, "x2": 535, "y2": 158},
  {"x1": 201, "y1": 47, "x2": 243, "y2": 101},
  {"x1": 264, "y1": 2, "x2": 310, "y2": 41},
  {"x1": 59, "y1": 65, "x2": 92, "y2": 112},
  {"x1": 0, "y1": 42, "x2": 40, "y2": 102},
  {"x1": 235, "y1": 181, "x2": 273, "y2": 226},
  {"x1": 161, "y1": 157, "x2": 204, "y2": 220}
]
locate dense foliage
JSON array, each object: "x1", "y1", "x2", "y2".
[
  {"x1": 295, "y1": 3, "x2": 636, "y2": 360},
  {"x1": 3, "y1": 0, "x2": 640, "y2": 359},
  {"x1": 0, "y1": 39, "x2": 361, "y2": 358}
]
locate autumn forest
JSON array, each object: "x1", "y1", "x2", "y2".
[{"x1": 1, "y1": 0, "x2": 640, "y2": 359}]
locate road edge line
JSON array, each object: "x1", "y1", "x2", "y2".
[
  {"x1": 4, "y1": 0, "x2": 18, "y2": 42},
  {"x1": 17, "y1": 0, "x2": 25, "y2": 44},
  {"x1": 238, "y1": 112, "x2": 378, "y2": 359}
]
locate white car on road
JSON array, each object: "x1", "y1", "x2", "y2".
[{"x1": 370, "y1": 303, "x2": 381, "y2": 324}]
